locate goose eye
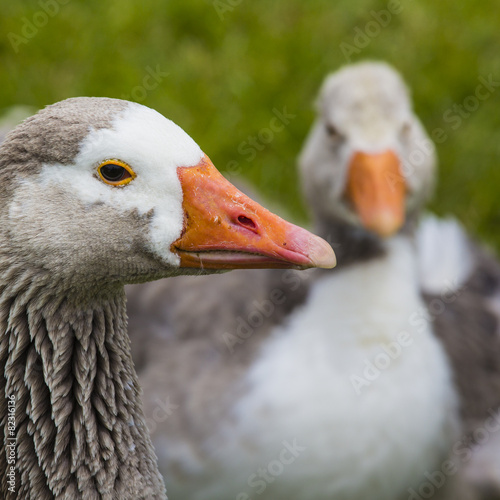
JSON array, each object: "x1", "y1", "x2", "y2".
[
  {"x1": 401, "y1": 122, "x2": 411, "y2": 136},
  {"x1": 325, "y1": 123, "x2": 340, "y2": 138},
  {"x1": 98, "y1": 160, "x2": 136, "y2": 186}
]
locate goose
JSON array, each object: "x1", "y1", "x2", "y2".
[
  {"x1": 0, "y1": 96, "x2": 335, "y2": 499},
  {"x1": 127, "y1": 62, "x2": 500, "y2": 500},
  {"x1": 298, "y1": 62, "x2": 500, "y2": 499}
]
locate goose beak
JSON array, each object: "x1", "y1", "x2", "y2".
[
  {"x1": 345, "y1": 150, "x2": 406, "y2": 237},
  {"x1": 172, "y1": 155, "x2": 336, "y2": 270}
]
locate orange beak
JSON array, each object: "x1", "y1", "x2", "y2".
[
  {"x1": 345, "y1": 150, "x2": 406, "y2": 237},
  {"x1": 172, "y1": 155, "x2": 336, "y2": 270}
]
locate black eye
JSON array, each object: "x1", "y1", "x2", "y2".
[
  {"x1": 98, "y1": 160, "x2": 135, "y2": 186},
  {"x1": 101, "y1": 164, "x2": 127, "y2": 182},
  {"x1": 325, "y1": 123, "x2": 340, "y2": 138}
]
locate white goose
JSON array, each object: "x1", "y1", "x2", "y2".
[
  {"x1": 0, "y1": 97, "x2": 335, "y2": 499},
  {"x1": 128, "y1": 62, "x2": 500, "y2": 500}
]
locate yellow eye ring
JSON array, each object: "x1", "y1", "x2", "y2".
[{"x1": 98, "y1": 159, "x2": 136, "y2": 186}]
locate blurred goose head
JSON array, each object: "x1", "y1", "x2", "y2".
[{"x1": 299, "y1": 61, "x2": 436, "y2": 238}]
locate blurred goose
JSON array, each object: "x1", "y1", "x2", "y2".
[
  {"x1": 128, "y1": 62, "x2": 500, "y2": 500},
  {"x1": 466, "y1": 415, "x2": 500, "y2": 499},
  {"x1": 0, "y1": 97, "x2": 334, "y2": 499},
  {"x1": 299, "y1": 62, "x2": 500, "y2": 499}
]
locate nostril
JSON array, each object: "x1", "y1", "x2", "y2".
[{"x1": 237, "y1": 215, "x2": 257, "y2": 231}]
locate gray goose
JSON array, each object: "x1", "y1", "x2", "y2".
[
  {"x1": 127, "y1": 62, "x2": 500, "y2": 500},
  {"x1": 0, "y1": 97, "x2": 335, "y2": 499}
]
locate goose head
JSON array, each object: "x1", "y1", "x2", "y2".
[
  {"x1": 0, "y1": 97, "x2": 335, "y2": 294},
  {"x1": 299, "y1": 61, "x2": 436, "y2": 238}
]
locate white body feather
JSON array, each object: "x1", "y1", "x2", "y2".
[
  {"x1": 416, "y1": 215, "x2": 474, "y2": 295},
  {"x1": 167, "y1": 238, "x2": 460, "y2": 500}
]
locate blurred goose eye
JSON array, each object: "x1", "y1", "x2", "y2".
[
  {"x1": 400, "y1": 122, "x2": 412, "y2": 137},
  {"x1": 325, "y1": 123, "x2": 340, "y2": 138},
  {"x1": 98, "y1": 160, "x2": 136, "y2": 186}
]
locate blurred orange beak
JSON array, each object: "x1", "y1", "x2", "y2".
[
  {"x1": 172, "y1": 155, "x2": 336, "y2": 270},
  {"x1": 345, "y1": 150, "x2": 406, "y2": 237}
]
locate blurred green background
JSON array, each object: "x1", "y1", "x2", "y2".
[{"x1": 1, "y1": 0, "x2": 499, "y2": 250}]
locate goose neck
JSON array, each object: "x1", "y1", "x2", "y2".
[{"x1": 0, "y1": 265, "x2": 166, "y2": 499}]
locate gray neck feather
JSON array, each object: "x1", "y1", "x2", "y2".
[{"x1": 0, "y1": 257, "x2": 166, "y2": 499}]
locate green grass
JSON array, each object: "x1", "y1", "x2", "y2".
[{"x1": 1, "y1": 0, "x2": 500, "y2": 250}]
